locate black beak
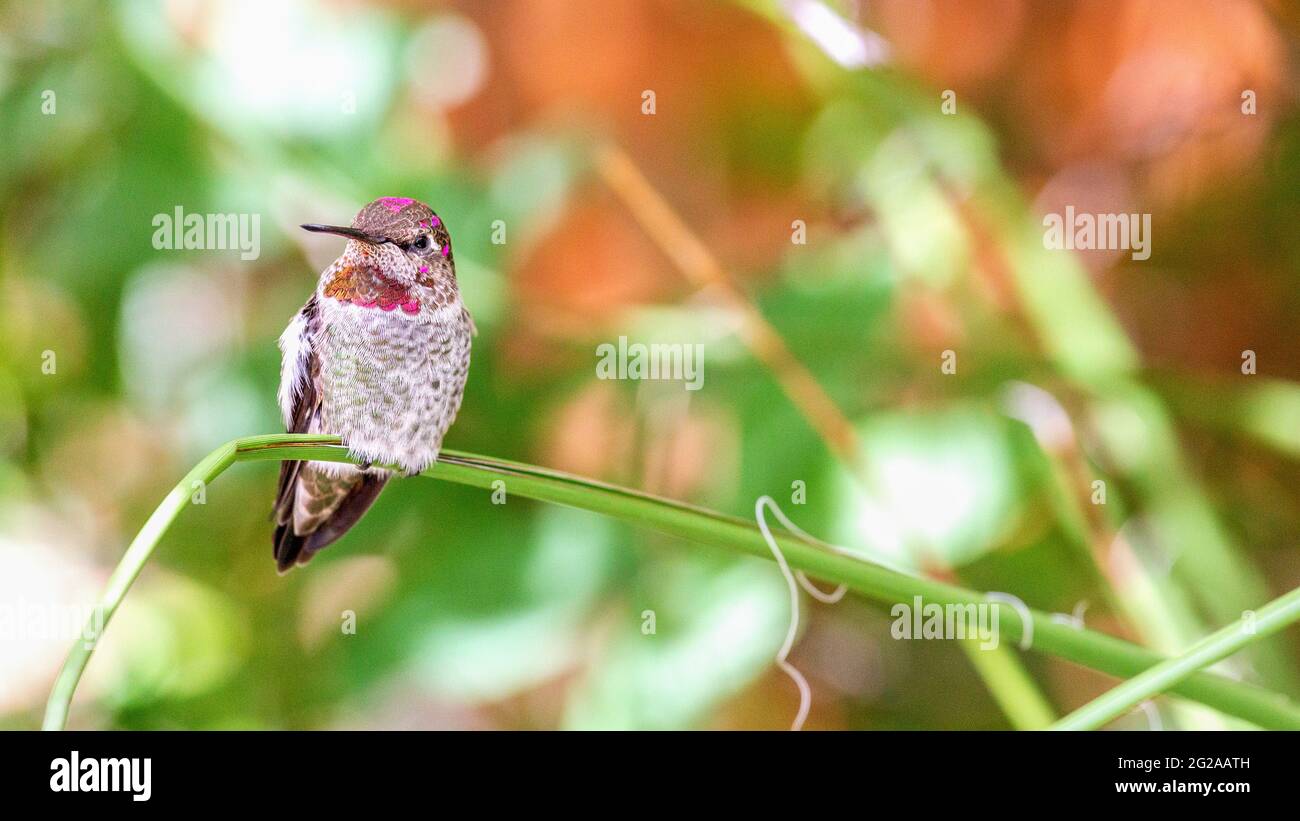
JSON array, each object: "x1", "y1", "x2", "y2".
[{"x1": 300, "y1": 224, "x2": 393, "y2": 245}]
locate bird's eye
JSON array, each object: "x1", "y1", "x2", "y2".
[{"x1": 412, "y1": 235, "x2": 431, "y2": 251}]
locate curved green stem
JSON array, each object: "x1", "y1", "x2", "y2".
[
  {"x1": 1052, "y1": 585, "x2": 1300, "y2": 730},
  {"x1": 42, "y1": 440, "x2": 238, "y2": 731},
  {"x1": 43, "y1": 434, "x2": 1300, "y2": 730}
]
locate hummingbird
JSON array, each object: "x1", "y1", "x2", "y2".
[{"x1": 272, "y1": 196, "x2": 473, "y2": 573}]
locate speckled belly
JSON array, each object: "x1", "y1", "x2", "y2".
[{"x1": 315, "y1": 301, "x2": 471, "y2": 474}]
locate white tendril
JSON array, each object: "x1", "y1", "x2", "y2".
[{"x1": 755, "y1": 495, "x2": 848, "y2": 730}]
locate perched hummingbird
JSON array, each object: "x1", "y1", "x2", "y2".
[{"x1": 272, "y1": 197, "x2": 473, "y2": 573}]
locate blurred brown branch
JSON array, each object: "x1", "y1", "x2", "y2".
[{"x1": 594, "y1": 141, "x2": 862, "y2": 471}]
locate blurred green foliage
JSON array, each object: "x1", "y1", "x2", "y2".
[{"x1": 2, "y1": 0, "x2": 1299, "y2": 729}]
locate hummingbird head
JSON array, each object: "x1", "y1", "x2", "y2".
[{"x1": 302, "y1": 196, "x2": 457, "y2": 303}]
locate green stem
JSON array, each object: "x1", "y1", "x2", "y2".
[
  {"x1": 41, "y1": 441, "x2": 238, "y2": 731},
  {"x1": 959, "y1": 640, "x2": 1056, "y2": 729},
  {"x1": 1052, "y1": 585, "x2": 1300, "y2": 731},
  {"x1": 43, "y1": 434, "x2": 1300, "y2": 730}
]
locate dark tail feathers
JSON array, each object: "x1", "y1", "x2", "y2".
[{"x1": 273, "y1": 472, "x2": 389, "y2": 573}]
